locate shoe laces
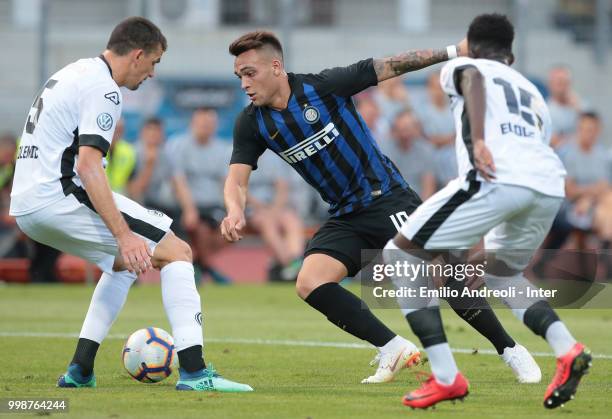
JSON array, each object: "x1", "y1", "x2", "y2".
[
  {"x1": 504, "y1": 351, "x2": 525, "y2": 370},
  {"x1": 551, "y1": 357, "x2": 567, "y2": 385},
  {"x1": 371, "y1": 350, "x2": 397, "y2": 369},
  {"x1": 369, "y1": 351, "x2": 382, "y2": 367},
  {"x1": 414, "y1": 373, "x2": 436, "y2": 393},
  {"x1": 204, "y1": 363, "x2": 221, "y2": 379}
]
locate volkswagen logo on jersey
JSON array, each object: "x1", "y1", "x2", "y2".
[
  {"x1": 96, "y1": 113, "x2": 113, "y2": 131},
  {"x1": 303, "y1": 106, "x2": 320, "y2": 124}
]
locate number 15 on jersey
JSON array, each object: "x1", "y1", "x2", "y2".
[{"x1": 493, "y1": 77, "x2": 545, "y2": 141}]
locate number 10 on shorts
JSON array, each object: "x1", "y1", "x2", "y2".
[{"x1": 389, "y1": 211, "x2": 410, "y2": 232}]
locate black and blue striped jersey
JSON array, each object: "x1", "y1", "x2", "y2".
[{"x1": 230, "y1": 58, "x2": 409, "y2": 217}]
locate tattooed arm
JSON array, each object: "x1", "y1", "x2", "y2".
[{"x1": 373, "y1": 39, "x2": 467, "y2": 82}]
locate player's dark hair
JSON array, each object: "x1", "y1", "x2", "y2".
[
  {"x1": 228, "y1": 31, "x2": 284, "y2": 61},
  {"x1": 467, "y1": 13, "x2": 514, "y2": 60},
  {"x1": 106, "y1": 17, "x2": 167, "y2": 56},
  {"x1": 580, "y1": 111, "x2": 600, "y2": 121}
]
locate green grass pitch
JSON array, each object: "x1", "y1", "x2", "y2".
[{"x1": 1, "y1": 283, "x2": 611, "y2": 418}]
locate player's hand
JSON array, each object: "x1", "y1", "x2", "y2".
[
  {"x1": 117, "y1": 231, "x2": 152, "y2": 275},
  {"x1": 220, "y1": 211, "x2": 246, "y2": 242},
  {"x1": 457, "y1": 38, "x2": 468, "y2": 57},
  {"x1": 473, "y1": 139, "x2": 496, "y2": 181}
]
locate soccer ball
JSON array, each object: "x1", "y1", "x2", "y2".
[{"x1": 122, "y1": 327, "x2": 179, "y2": 383}]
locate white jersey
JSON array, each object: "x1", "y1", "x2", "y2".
[
  {"x1": 10, "y1": 56, "x2": 122, "y2": 216},
  {"x1": 439, "y1": 57, "x2": 566, "y2": 197}
]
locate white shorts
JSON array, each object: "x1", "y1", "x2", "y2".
[
  {"x1": 399, "y1": 178, "x2": 563, "y2": 270},
  {"x1": 16, "y1": 192, "x2": 173, "y2": 274}
]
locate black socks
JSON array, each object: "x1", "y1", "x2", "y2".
[
  {"x1": 177, "y1": 345, "x2": 206, "y2": 373},
  {"x1": 71, "y1": 338, "x2": 100, "y2": 376},
  {"x1": 405, "y1": 306, "x2": 448, "y2": 348},
  {"x1": 444, "y1": 279, "x2": 516, "y2": 354},
  {"x1": 72, "y1": 339, "x2": 206, "y2": 375},
  {"x1": 305, "y1": 283, "x2": 396, "y2": 347},
  {"x1": 523, "y1": 300, "x2": 560, "y2": 339}
]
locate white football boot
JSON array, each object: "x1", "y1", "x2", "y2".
[
  {"x1": 501, "y1": 343, "x2": 542, "y2": 383},
  {"x1": 361, "y1": 339, "x2": 421, "y2": 384}
]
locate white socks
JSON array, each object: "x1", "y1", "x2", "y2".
[
  {"x1": 486, "y1": 273, "x2": 577, "y2": 358},
  {"x1": 426, "y1": 343, "x2": 459, "y2": 386},
  {"x1": 79, "y1": 262, "x2": 205, "y2": 354},
  {"x1": 79, "y1": 270, "x2": 136, "y2": 343},
  {"x1": 545, "y1": 321, "x2": 577, "y2": 358},
  {"x1": 160, "y1": 261, "x2": 203, "y2": 351},
  {"x1": 384, "y1": 239, "x2": 458, "y2": 385},
  {"x1": 485, "y1": 273, "x2": 544, "y2": 316},
  {"x1": 383, "y1": 239, "x2": 436, "y2": 312}
]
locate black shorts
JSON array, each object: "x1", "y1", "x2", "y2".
[{"x1": 304, "y1": 187, "x2": 422, "y2": 276}]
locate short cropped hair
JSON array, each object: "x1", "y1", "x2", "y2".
[
  {"x1": 228, "y1": 31, "x2": 283, "y2": 60},
  {"x1": 106, "y1": 16, "x2": 167, "y2": 56},
  {"x1": 468, "y1": 13, "x2": 514, "y2": 56}
]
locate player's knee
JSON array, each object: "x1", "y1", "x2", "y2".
[
  {"x1": 154, "y1": 234, "x2": 193, "y2": 268},
  {"x1": 295, "y1": 273, "x2": 316, "y2": 299},
  {"x1": 175, "y1": 238, "x2": 193, "y2": 263},
  {"x1": 295, "y1": 271, "x2": 332, "y2": 299}
]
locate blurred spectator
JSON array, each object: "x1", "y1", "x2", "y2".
[
  {"x1": 381, "y1": 110, "x2": 436, "y2": 199},
  {"x1": 248, "y1": 152, "x2": 305, "y2": 281},
  {"x1": 105, "y1": 119, "x2": 136, "y2": 194},
  {"x1": 28, "y1": 241, "x2": 62, "y2": 283},
  {"x1": 547, "y1": 66, "x2": 583, "y2": 151},
  {"x1": 373, "y1": 76, "x2": 412, "y2": 127},
  {"x1": 593, "y1": 190, "x2": 612, "y2": 247},
  {"x1": 535, "y1": 112, "x2": 609, "y2": 271},
  {"x1": 170, "y1": 107, "x2": 232, "y2": 283},
  {"x1": 562, "y1": 112, "x2": 609, "y2": 231},
  {"x1": 416, "y1": 71, "x2": 458, "y2": 188},
  {"x1": 0, "y1": 133, "x2": 21, "y2": 255},
  {"x1": 0, "y1": 133, "x2": 58, "y2": 280},
  {"x1": 356, "y1": 95, "x2": 388, "y2": 142},
  {"x1": 0, "y1": 133, "x2": 17, "y2": 208},
  {"x1": 127, "y1": 118, "x2": 182, "y2": 235}
]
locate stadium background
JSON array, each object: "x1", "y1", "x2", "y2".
[
  {"x1": 1, "y1": 0, "x2": 610, "y2": 284},
  {"x1": 0, "y1": 2, "x2": 611, "y2": 418}
]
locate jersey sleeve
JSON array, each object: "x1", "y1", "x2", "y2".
[
  {"x1": 230, "y1": 109, "x2": 267, "y2": 170},
  {"x1": 314, "y1": 58, "x2": 378, "y2": 97},
  {"x1": 440, "y1": 57, "x2": 478, "y2": 97},
  {"x1": 77, "y1": 82, "x2": 122, "y2": 157}
]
